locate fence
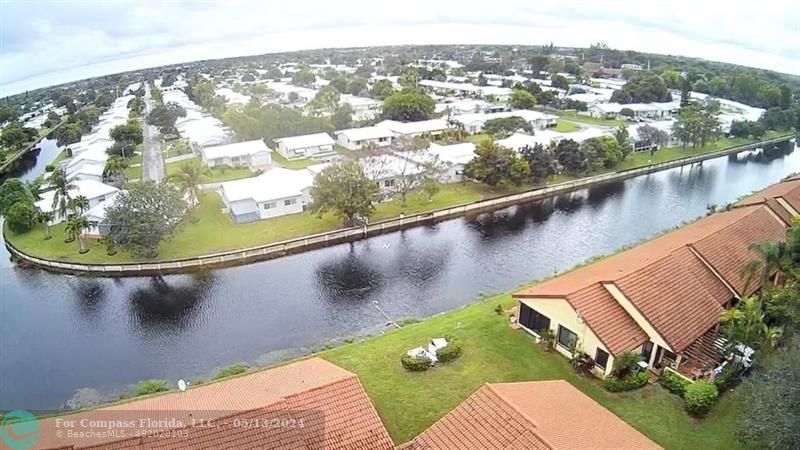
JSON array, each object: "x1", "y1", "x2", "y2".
[{"x1": 5, "y1": 134, "x2": 796, "y2": 276}]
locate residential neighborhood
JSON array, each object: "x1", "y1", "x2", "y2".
[{"x1": 1, "y1": 8, "x2": 800, "y2": 449}]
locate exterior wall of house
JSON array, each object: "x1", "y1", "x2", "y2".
[
  {"x1": 205, "y1": 151, "x2": 271, "y2": 169},
  {"x1": 257, "y1": 194, "x2": 305, "y2": 219},
  {"x1": 518, "y1": 298, "x2": 614, "y2": 377},
  {"x1": 336, "y1": 134, "x2": 392, "y2": 150},
  {"x1": 277, "y1": 143, "x2": 335, "y2": 159},
  {"x1": 441, "y1": 164, "x2": 464, "y2": 183}
]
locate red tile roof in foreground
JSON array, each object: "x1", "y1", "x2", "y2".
[
  {"x1": 33, "y1": 358, "x2": 394, "y2": 450},
  {"x1": 402, "y1": 380, "x2": 662, "y2": 450},
  {"x1": 515, "y1": 202, "x2": 789, "y2": 353}
]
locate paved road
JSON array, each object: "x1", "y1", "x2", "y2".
[{"x1": 140, "y1": 85, "x2": 165, "y2": 182}]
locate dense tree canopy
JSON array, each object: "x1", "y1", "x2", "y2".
[
  {"x1": 610, "y1": 72, "x2": 672, "y2": 103},
  {"x1": 672, "y1": 103, "x2": 722, "y2": 148},
  {"x1": 222, "y1": 103, "x2": 333, "y2": 143},
  {"x1": 509, "y1": 89, "x2": 537, "y2": 110},
  {"x1": 381, "y1": 89, "x2": 435, "y2": 122},
  {"x1": 519, "y1": 143, "x2": 556, "y2": 182},
  {"x1": 481, "y1": 116, "x2": 532, "y2": 138},
  {"x1": 147, "y1": 102, "x2": 187, "y2": 135},
  {"x1": 309, "y1": 160, "x2": 378, "y2": 225},
  {"x1": 0, "y1": 179, "x2": 34, "y2": 215},
  {"x1": 106, "y1": 182, "x2": 187, "y2": 258},
  {"x1": 463, "y1": 140, "x2": 529, "y2": 186},
  {"x1": 369, "y1": 79, "x2": 395, "y2": 100},
  {"x1": 554, "y1": 139, "x2": 589, "y2": 175},
  {"x1": 109, "y1": 119, "x2": 144, "y2": 157}
]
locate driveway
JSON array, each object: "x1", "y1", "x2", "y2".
[{"x1": 140, "y1": 85, "x2": 165, "y2": 182}]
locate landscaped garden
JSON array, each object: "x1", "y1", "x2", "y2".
[{"x1": 322, "y1": 293, "x2": 746, "y2": 448}]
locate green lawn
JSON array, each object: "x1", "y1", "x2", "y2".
[
  {"x1": 553, "y1": 120, "x2": 579, "y2": 132},
  {"x1": 272, "y1": 152, "x2": 319, "y2": 169},
  {"x1": 5, "y1": 182, "x2": 499, "y2": 262},
  {"x1": 466, "y1": 133, "x2": 492, "y2": 145},
  {"x1": 334, "y1": 145, "x2": 354, "y2": 156},
  {"x1": 50, "y1": 149, "x2": 68, "y2": 166},
  {"x1": 555, "y1": 111, "x2": 627, "y2": 127},
  {"x1": 323, "y1": 294, "x2": 745, "y2": 448}
]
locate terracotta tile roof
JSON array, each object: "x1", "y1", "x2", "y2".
[
  {"x1": 692, "y1": 206, "x2": 787, "y2": 297},
  {"x1": 514, "y1": 205, "x2": 787, "y2": 354},
  {"x1": 778, "y1": 185, "x2": 800, "y2": 217},
  {"x1": 403, "y1": 381, "x2": 662, "y2": 450},
  {"x1": 400, "y1": 383, "x2": 553, "y2": 450},
  {"x1": 736, "y1": 180, "x2": 800, "y2": 207},
  {"x1": 671, "y1": 246, "x2": 733, "y2": 305},
  {"x1": 33, "y1": 358, "x2": 395, "y2": 450},
  {"x1": 564, "y1": 284, "x2": 649, "y2": 356},
  {"x1": 515, "y1": 206, "x2": 761, "y2": 299},
  {"x1": 614, "y1": 253, "x2": 724, "y2": 352}
]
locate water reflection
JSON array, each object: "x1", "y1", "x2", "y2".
[
  {"x1": 314, "y1": 250, "x2": 384, "y2": 301},
  {"x1": 127, "y1": 273, "x2": 214, "y2": 337},
  {"x1": 72, "y1": 280, "x2": 107, "y2": 324},
  {"x1": 587, "y1": 181, "x2": 625, "y2": 206},
  {"x1": 389, "y1": 231, "x2": 451, "y2": 287}
]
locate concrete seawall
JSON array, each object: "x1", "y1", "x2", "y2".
[{"x1": 5, "y1": 134, "x2": 796, "y2": 276}]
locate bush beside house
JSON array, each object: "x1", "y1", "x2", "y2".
[
  {"x1": 660, "y1": 368, "x2": 692, "y2": 396},
  {"x1": 684, "y1": 380, "x2": 719, "y2": 416}
]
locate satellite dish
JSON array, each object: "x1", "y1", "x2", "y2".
[{"x1": 178, "y1": 379, "x2": 187, "y2": 392}]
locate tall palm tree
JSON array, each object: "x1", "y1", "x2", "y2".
[
  {"x1": 721, "y1": 297, "x2": 783, "y2": 369},
  {"x1": 104, "y1": 155, "x2": 129, "y2": 183},
  {"x1": 69, "y1": 195, "x2": 90, "y2": 216},
  {"x1": 35, "y1": 208, "x2": 55, "y2": 240},
  {"x1": 740, "y1": 241, "x2": 789, "y2": 296},
  {"x1": 49, "y1": 168, "x2": 74, "y2": 222},
  {"x1": 167, "y1": 162, "x2": 207, "y2": 207},
  {"x1": 65, "y1": 216, "x2": 90, "y2": 254}
]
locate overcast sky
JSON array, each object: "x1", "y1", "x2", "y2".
[{"x1": 1, "y1": 0, "x2": 798, "y2": 96}]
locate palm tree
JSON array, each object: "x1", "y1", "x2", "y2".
[
  {"x1": 104, "y1": 155, "x2": 129, "y2": 183},
  {"x1": 49, "y1": 168, "x2": 74, "y2": 222},
  {"x1": 721, "y1": 297, "x2": 783, "y2": 369},
  {"x1": 35, "y1": 208, "x2": 55, "y2": 240},
  {"x1": 69, "y1": 195, "x2": 90, "y2": 216},
  {"x1": 740, "y1": 241, "x2": 788, "y2": 296},
  {"x1": 167, "y1": 162, "x2": 207, "y2": 207},
  {"x1": 65, "y1": 216, "x2": 90, "y2": 254}
]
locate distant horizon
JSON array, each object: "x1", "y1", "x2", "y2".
[
  {"x1": 2, "y1": 0, "x2": 797, "y2": 97},
  {"x1": 2, "y1": 41, "x2": 798, "y2": 100}
]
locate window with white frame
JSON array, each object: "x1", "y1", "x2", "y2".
[
  {"x1": 284, "y1": 198, "x2": 296, "y2": 206},
  {"x1": 262, "y1": 202, "x2": 275, "y2": 210}
]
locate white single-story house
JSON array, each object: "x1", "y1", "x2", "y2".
[
  {"x1": 35, "y1": 180, "x2": 120, "y2": 224},
  {"x1": 424, "y1": 142, "x2": 476, "y2": 182},
  {"x1": 360, "y1": 153, "x2": 425, "y2": 196},
  {"x1": 274, "y1": 133, "x2": 335, "y2": 160},
  {"x1": 497, "y1": 131, "x2": 564, "y2": 151},
  {"x1": 219, "y1": 168, "x2": 314, "y2": 223},
  {"x1": 419, "y1": 79, "x2": 513, "y2": 101},
  {"x1": 200, "y1": 140, "x2": 272, "y2": 170},
  {"x1": 83, "y1": 192, "x2": 120, "y2": 238},
  {"x1": 630, "y1": 121, "x2": 677, "y2": 152},
  {"x1": 340, "y1": 95, "x2": 382, "y2": 121},
  {"x1": 63, "y1": 151, "x2": 107, "y2": 182},
  {"x1": 435, "y1": 99, "x2": 507, "y2": 115},
  {"x1": 452, "y1": 110, "x2": 558, "y2": 133},
  {"x1": 334, "y1": 126, "x2": 394, "y2": 150},
  {"x1": 589, "y1": 102, "x2": 680, "y2": 120},
  {"x1": 375, "y1": 119, "x2": 450, "y2": 139}
]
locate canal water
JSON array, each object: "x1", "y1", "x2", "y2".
[{"x1": 1, "y1": 142, "x2": 798, "y2": 411}]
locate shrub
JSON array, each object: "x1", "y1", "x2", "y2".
[
  {"x1": 494, "y1": 304, "x2": 504, "y2": 315},
  {"x1": 604, "y1": 372, "x2": 648, "y2": 392},
  {"x1": 214, "y1": 364, "x2": 247, "y2": 380},
  {"x1": 437, "y1": 336, "x2": 463, "y2": 363},
  {"x1": 5, "y1": 201, "x2": 36, "y2": 233},
  {"x1": 571, "y1": 352, "x2": 595, "y2": 376},
  {"x1": 539, "y1": 328, "x2": 555, "y2": 351},
  {"x1": 136, "y1": 379, "x2": 168, "y2": 396},
  {"x1": 684, "y1": 380, "x2": 718, "y2": 416},
  {"x1": 713, "y1": 365, "x2": 738, "y2": 392},
  {"x1": 401, "y1": 354, "x2": 432, "y2": 372},
  {"x1": 660, "y1": 369, "x2": 691, "y2": 396},
  {"x1": 611, "y1": 351, "x2": 642, "y2": 378},
  {"x1": 45, "y1": 164, "x2": 55, "y2": 172}
]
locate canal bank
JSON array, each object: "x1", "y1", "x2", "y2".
[
  {"x1": 2, "y1": 138, "x2": 799, "y2": 411},
  {"x1": 5, "y1": 134, "x2": 796, "y2": 276}
]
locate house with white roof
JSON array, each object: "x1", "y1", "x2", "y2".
[
  {"x1": 219, "y1": 168, "x2": 314, "y2": 223},
  {"x1": 360, "y1": 153, "x2": 425, "y2": 196},
  {"x1": 340, "y1": 95, "x2": 382, "y2": 121},
  {"x1": 435, "y1": 99, "x2": 507, "y2": 115},
  {"x1": 453, "y1": 110, "x2": 558, "y2": 133},
  {"x1": 589, "y1": 102, "x2": 679, "y2": 120},
  {"x1": 274, "y1": 133, "x2": 335, "y2": 160},
  {"x1": 498, "y1": 127, "x2": 613, "y2": 152},
  {"x1": 35, "y1": 180, "x2": 119, "y2": 224},
  {"x1": 200, "y1": 140, "x2": 272, "y2": 170},
  {"x1": 375, "y1": 119, "x2": 450, "y2": 138},
  {"x1": 83, "y1": 192, "x2": 120, "y2": 238},
  {"x1": 418, "y1": 142, "x2": 476, "y2": 182},
  {"x1": 334, "y1": 126, "x2": 394, "y2": 150}
]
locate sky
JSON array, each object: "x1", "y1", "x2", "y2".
[{"x1": 1, "y1": 0, "x2": 798, "y2": 97}]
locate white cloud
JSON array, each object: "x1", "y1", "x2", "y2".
[{"x1": 1, "y1": 0, "x2": 798, "y2": 96}]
